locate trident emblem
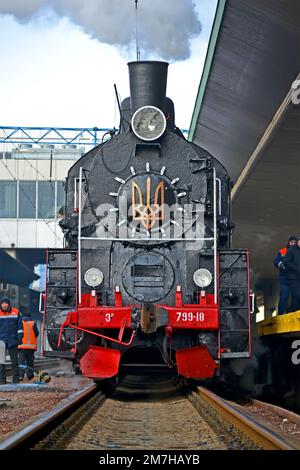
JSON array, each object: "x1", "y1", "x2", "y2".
[{"x1": 132, "y1": 177, "x2": 164, "y2": 229}]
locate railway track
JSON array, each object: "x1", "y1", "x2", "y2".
[
  {"x1": 0, "y1": 375, "x2": 297, "y2": 450},
  {"x1": 0, "y1": 383, "x2": 99, "y2": 450},
  {"x1": 190, "y1": 386, "x2": 296, "y2": 450}
]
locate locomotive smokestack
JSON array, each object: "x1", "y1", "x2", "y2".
[{"x1": 128, "y1": 61, "x2": 169, "y2": 115}]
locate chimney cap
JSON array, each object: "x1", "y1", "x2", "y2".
[{"x1": 127, "y1": 60, "x2": 169, "y2": 66}]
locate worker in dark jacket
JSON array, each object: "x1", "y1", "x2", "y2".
[
  {"x1": 274, "y1": 236, "x2": 297, "y2": 314},
  {"x1": 18, "y1": 313, "x2": 39, "y2": 380},
  {"x1": 0, "y1": 297, "x2": 23, "y2": 384},
  {"x1": 283, "y1": 237, "x2": 300, "y2": 312}
]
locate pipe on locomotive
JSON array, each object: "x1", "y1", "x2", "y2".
[
  {"x1": 119, "y1": 61, "x2": 175, "y2": 133},
  {"x1": 128, "y1": 60, "x2": 169, "y2": 113}
]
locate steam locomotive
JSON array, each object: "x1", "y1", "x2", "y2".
[{"x1": 42, "y1": 61, "x2": 252, "y2": 380}]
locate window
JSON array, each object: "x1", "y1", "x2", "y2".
[
  {"x1": 56, "y1": 181, "x2": 65, "y2": 215},
  {"x1": 38, "y1": 181, "x2": 55, "y2": 219},
  {"x1": 19, "y1": 181, "x2": 36, "y2": 218},
  {"x1": 0, "y1": 180, "x2": 64, "y2": 219},
  {"x1": 0, "y1": 181, "x2": 17, "y2": 218}
]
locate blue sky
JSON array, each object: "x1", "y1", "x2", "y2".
[{"x1": 0, "y1": 0, "x2": 218, "y2": 130}]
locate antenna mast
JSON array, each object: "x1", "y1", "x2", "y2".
[{"x1": 135, "y1": 0, "x2": 141, "y2": 61}]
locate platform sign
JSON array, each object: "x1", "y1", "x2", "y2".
[{"x1": 30, "y1": 264, "x2": 46, "y2": 292}]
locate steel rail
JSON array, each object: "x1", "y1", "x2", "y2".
[
  {"x1": 197, "y1": 386, "x2": 297, "y2": 450},
  {"x1": 0, "y1": 383, "x2": 99, "y2": 450}
]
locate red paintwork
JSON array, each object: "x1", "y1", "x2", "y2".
[
  {"x1": 66, "y1": 308, "x2": 132, "y2": 329},
  {"x1": 175, "y1": 288, "x2": 183, "y2": 307},
  {"x1": 246, "y1": 251, "x2": 252, "y2": 356},
  {"x1": 80, "y1": 346, "x2": 121, "y2": 379},
  {"x1": 217, "y1": 254, "x2": 221, "y2": 359},
  {"x1": 176, "y1": 346, "x2": 219, "y2": 379},
  {"x1": 41, "y1": 249, "x2": 50, "y2": 356},
  {"x1": 80, "y1": 292, "x2": 97, "y2": 308},
  {"x1": 114, "y1": 289, "x2": 122, "y2": 307},
  {"x1": 162, "y1": 293, "x2": 219, "y2": 330},
  {"x1": 58, "y1": 316, "x2": 135, "y2": 347},
  {"x1": 166, "y1": 306, "x2": 218, "y2": 329},
  {"x1": 43, "y1": 249, "x2": 251, "y2": 380},
  {"x1": 59, "y1": 290, "x2": 219, "y2": 350},
  {"x1": 57, "y1": 288, "x2": 135, "y2": 347},
  {"x1": 41, "y1": 293, "x2": 46, "y2": 356}
]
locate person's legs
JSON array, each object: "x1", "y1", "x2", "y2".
[
  {"x1": 25, "y1": 350, "x2": 34, "y2": 380},
  {"x1": 18, "y1": 349, "x2": 26, "y2": 380},
  {"x1": 278, "y1": 282, "x2": 290, "y2": 314},
  {"x1": 289, "y1": 280, "x2": 300, "y2": 313},
  {"x1": 0, "y1": 364, "x2": 6, "y2": 384},
  {"x1": 8, "y1": 346, "x2": 19, "y2": 383}
]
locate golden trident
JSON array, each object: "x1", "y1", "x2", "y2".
[{"x1": 132, "y1": 177, "x2": 164, "y2": 229}]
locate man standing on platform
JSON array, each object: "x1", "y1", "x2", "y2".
[
  {"x1": 18, "y1": 312, "x2": 39, "y2": 381},
  {"x1": 0, "y1": 297, "x2": 23, "y2": 384},
  {"x1": 283, "y1": 237, "x2": 300, "y2": 313},
  {"x1": 274, "y1": 236, "x2": 297, "y2": 314}
]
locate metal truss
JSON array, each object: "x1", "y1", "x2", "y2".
[
  {"x1": 0, "y1": 126, "x2": 112, "y2": 147},
  {"x1": 0, "y1": 125, "x2": 189, "y2": 147}
]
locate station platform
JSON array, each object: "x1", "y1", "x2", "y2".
[
  {"x1": 257, "y1": 311, "x2": 300, "y2": 336},
  {"x1": 0, "y1": 383, "x2": 56, "y2": 391}
]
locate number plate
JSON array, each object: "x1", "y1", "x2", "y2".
[
  {"x1": 167, "y1": 307, "x2": 218, "y2": 329},
  {"x1": 176, "y1": 311, "x2": 205, "y2": 322}
]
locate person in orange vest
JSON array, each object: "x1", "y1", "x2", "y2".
[
  {"x1": 274, "y1": 236, "x2": 297, "y2": 314},
  {"x1": 18, "y1": 312, "x2": 39, "y2": 381},
  {"x1": 0, "y1": 297, "x2": 23, "y2": 384}
]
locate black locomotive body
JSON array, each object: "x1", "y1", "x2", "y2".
[{"x1": 42, "y1": 61, "x2": 251, "y2": 380}]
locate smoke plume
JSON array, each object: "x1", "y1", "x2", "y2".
[{"x1": 0, "y1": 0, "x2": 202, "y2": 60}]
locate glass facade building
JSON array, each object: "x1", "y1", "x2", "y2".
[{"x1": 0, "y1": 180, "x2": 65, "y2": 219}]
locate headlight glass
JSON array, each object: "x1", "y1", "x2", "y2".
[
  {"x1": 131, "y1": 105, "x2": 166, "y2": 141},
  {"x1": 193, "y1": 268, "x2": 212, "y2": 288},
  {"x1": 84, "y1": 268, "x2": 103, "y2": 287}
]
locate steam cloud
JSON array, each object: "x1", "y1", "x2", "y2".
[{"x1": 0, "y1": 0, "x2": 202, "y2": 60}]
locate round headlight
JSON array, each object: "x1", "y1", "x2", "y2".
[
  {"x1": 193, "y1": 268, "x2": 213, "y2": 288},
  {"x1": 84, "y1": 268, "x2": 103, "y2": 287},
  {"x1": 131, "y1": 105, "x2": 166, "y2": 141}
]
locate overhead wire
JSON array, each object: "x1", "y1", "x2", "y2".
[
  {"x1": 23, "y1": 155, "x2": 55, "y2": 185},
  {"x1": 0, "y1": 219, "x2": 14, "y2": 246},
  {"x1": 15, "y1": 149, "x2": 64, "y2": 187}
]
